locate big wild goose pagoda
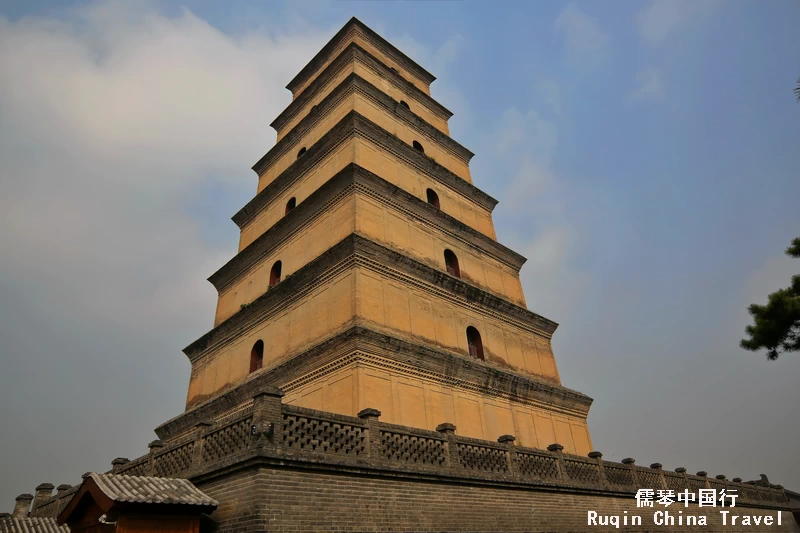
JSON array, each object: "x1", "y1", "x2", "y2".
[{"x1": 5, "y1": 17, "x2": 798, "y2": 533}]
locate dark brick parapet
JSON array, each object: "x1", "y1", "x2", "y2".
[{"x1": 30, "y1": 397, "x2": 794, "y2": 522}]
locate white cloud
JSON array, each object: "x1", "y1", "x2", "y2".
[
  {"x1": 630, "y1": 66, "x2": 665, "y2": 100},
  {"x1": 489, "y1": 103, "x2": 589, "y2": 324},
  {"x1": 0, "y1": 1, "x2": 332, "y2": 505},
  {"x1": 0, "y1": 4, "x2": 331, "y2": 332},
  {"x1": 554, "y1": 3, "x2": 609, "y2": 71},
  {"x1": 535, "y1": 79, "x2": 563, "y2": 116},
  {"x1": 518, "y1": 226, "x2": 590, "y2": 323},
  {"x1": 636, "y1": 0, "x2": 723, "y2": 47}
]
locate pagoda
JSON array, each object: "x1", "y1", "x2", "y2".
[{"x1": 172, "y1": 16, "x2": 594, "y2": 456}]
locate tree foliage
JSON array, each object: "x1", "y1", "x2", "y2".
[{"x1": 740, "y1": 238, "x2": 800, "y2": 360}]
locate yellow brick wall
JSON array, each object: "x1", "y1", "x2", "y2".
[
  {"x1": 282, "y1": 363, "x2": 591, "y2": 456},
  {"x1": 354, "y1": 137, "x2": 496, "y2": 238},
  {"x1": 223, "y1": 190, "x2": 522, "y2": 326},
  {"x1": 241, "y1": 138, "x2": 356, "y2": 250},
  {"x1": 241, "y1": 136, "x2": 494, "y2": 252},
  {"x1": 216, "y1": 196, "x2": 356, "y2": 325},
  {"x1": 186, "y1": 269, "x2": 355, "y2": 408},
  {"x1": 191, "y1": 260, "x2": 555, "y2": 409},
  {"x1": 354, "y1": 267, "x2": 559, "y2": 383},
  {"x1": 354, "y1": 194, "x2": 525, "y2": 305}
]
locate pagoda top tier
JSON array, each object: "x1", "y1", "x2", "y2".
[{"x1": 286, "y1": 16, "x2": 437, "y2": 100}]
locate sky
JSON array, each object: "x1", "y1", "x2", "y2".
[{"x1": 1, "y1": 0, "x2": 799, "y2": 510}]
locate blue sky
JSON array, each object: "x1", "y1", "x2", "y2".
[{"x1": 0, "y1": 0, "x2": 798, "y2": 509}]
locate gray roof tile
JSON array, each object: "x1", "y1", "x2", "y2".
[
  {"x1": 0, "y1": 517, "x2": 70, "y2": 533},
  {"x1": 89, "y1": 473, "x2": 218, "y2": 507}
]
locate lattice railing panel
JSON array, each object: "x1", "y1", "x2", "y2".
[
  {"x1": 457, "y1": 443, "x2": 508, "y2": 473},
  {"x1": 34, "y1": 499, "x2": 59, "y2": 518},
  {"x1": 604, "y1": 465, "x2": 634, "y2": 487},
  {"x1": 688, "y1": 477, "x2": 707, "y2": 491},
  {"x1": 282, "y1": 413, "x2": 365, "y2": 456},
  {"x1": 664, "y1": 473, "x2": 686, "y2": 491},
  {"x1": 516, "y1": 452, "x2": 559, "y2": 480},
  {"x1": 202, "y1": 415, "x2": 253, "y2": 463},
  {"x1": 153, "y1": 442, "x2": 193, "y2": 477},
  {"x1": 119, "y1": 458, "x2": 151, "y2": 477},
  {"x1": 759, "y1": 489, "x2": 774, "y2": 503},
  {"x1": 637, "y1": 469, "x2": 662, "y2": 490},
  {"x1": 564, "y1": 459, "x2": 601, "y2": 485},
  {"x1": 380, "y1": 431, "x2": 446, "y2": 466},
  {"x1": 743, "y1": 487, "x2": 759, "y2": 503}
]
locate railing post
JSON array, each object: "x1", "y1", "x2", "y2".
[
  {"x1": 191, "y1": 421, "x2": 213, "y2": 468},
  {"x1": 675, "y1": 467, "x2": 689, "y2": 491},
  {"x1": 357, "y1": 408, "x2": 382, "y2": 459},
  {"x1": 650, "y1": 463, "x2": 667, "y2": 490},
  {"x1": 589, "y1": 451, "x2": 608, "y2": 488},
  {"x1": 436, "y1": 423, "x2": 458, "y2": 471},
  {"x1": 547, "y1": 443, "x2": 566, "y2": 481},
  {"x1": 111, "y1": 458, "x2": 129, "y2": 474},
  {"x1": 148, "y1": 440, "x2": 164, "y2": 476},
  {"x1": 252, "y1": 389, "x2": 284, "y2": 449},
  {"x1": 622, "y1": 457, "x2": 639, "y2": 487},
  {"x1": 696, "y1": 471, "x2": 710, "y2": 489},
  {"x1": 12, "y1": 494, "x2": 33, "y2": 519},
  {"x1": 498, "y1": 435, "x2": 516, "y2": 474},
  {"x1": 32, "y1": 484, "x2": 54, "y2": 513},
  {"x1": 715, "y1": 474, "x2": 730, "y2": 495}
]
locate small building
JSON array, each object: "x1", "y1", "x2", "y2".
[{"x1": 56, "y1": 474, "x2": 217, "y2": 533}]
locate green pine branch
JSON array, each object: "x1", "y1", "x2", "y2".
[{"x1": 740, "y1": 237, "x2": 800, "y2": 360}]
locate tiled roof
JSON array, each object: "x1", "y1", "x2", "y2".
[
  {"x1": 0, "y1": 517, "x2": 69, "y2": 533},
  {"x1": 89, "y1": 473, "x2": 218, "y2": 507}
]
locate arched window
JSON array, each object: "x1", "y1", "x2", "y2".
[
  {"x1": 444, "y1": 249, "x2": 460, "y2": 278},
  {"x1": 426, "y1": 188, "x2": 440, "y2": 209},
  {"x1": 269, "y1": 261, "x2": 282, "y2": 287},
  {"x1": 297, "y1": 147, "x2": 307, "y2": 158},
  {"x1": 399, "y1": 100, "x2": 410, "y2": 110},
  {"x1": 250, "y1": 340, "x2": 264, "y2": 373},
  {"x1": 412, "y1": 140, "x2": 424, "y2": 153},
  {"x1": 285, "y1": 197, "x2": 296, "y2": 215},
  {"x1": 466, "y1": 327, "x2": 484, "y2": 360}
]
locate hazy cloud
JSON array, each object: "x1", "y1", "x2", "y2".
[
  {"x1": 630, "y1": 66, "x2": 665, "y2": 100},
  {"x1": 554, "y1": 3, "x2": 609, "y2": 71},
  {"x1": 0, "y1": 1, "x2": 331, "y2": 507},
  {"x1": 636, "y1": 0, "x2": 724, "y2": 47},
  {"x1": 491, "y1": 103, "x2": 589, "y2": 324}
]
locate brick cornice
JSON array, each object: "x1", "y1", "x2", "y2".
[
  {"x1": 238, "y1": 110, "x2": 497, "y2": 229},
  {"x1": 286, "y1": 17, "x2": 436, "y2": 99},
  {"x1": 186, "y1": 234, "x2": 557, "y2": 364},
  {"x1": 161, "y1": 325, "x2": 590, "y2": 440},
  {"x1": 272, "y1": 41, "x2": 451, "y2": 134},
  {"x1": 253, "y1": 72, "x2": 473, "y2": 179},
  {"x1": 211, "y1": 163, "x2": 524, "y2": 293}
]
